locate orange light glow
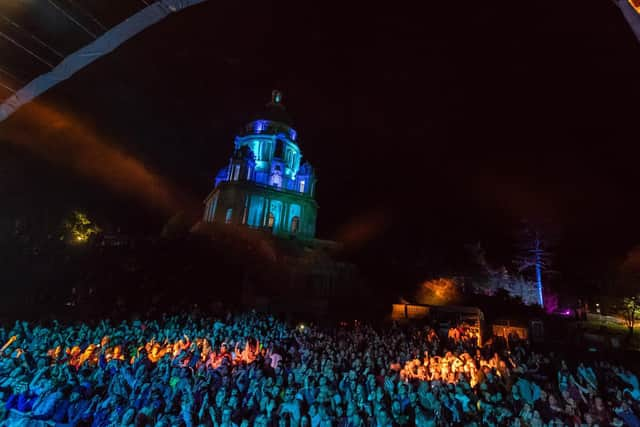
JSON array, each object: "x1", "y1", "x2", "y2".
[
  {"x1": 333, "y1": 210, "x2": 387, "y2": 249},
  {"x1": 415, "y1": 278, "x2": 460, "y2": 305},
  {"x1": 629, "y1": 0, "x2": 640, "y2": 13},
  {"x1": 2, "y1": 102, "x2": 196, "y2": 214},
  {"x1": 45, "y1": 337, "x2": 261, "y2": 369}
]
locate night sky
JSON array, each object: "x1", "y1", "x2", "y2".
[{"x1": 1, "y1": 1, "x2": 640, "y2": 292}]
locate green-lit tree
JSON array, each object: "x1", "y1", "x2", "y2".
[
  {"x1": 619, "y1": 296, "x2": 640, "y2": 335},
  {"x1": 615, "y1": 245, "x2": 640, "y2": 326},
  {"x1": 63, "y1": 211, "x2": 101, "y2": 244}
]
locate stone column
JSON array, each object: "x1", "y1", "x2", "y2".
[
  {"x1": 282, "y1": 202, "x2": 289, "y2": 233},
  {"x1": 262, "y1": 198, "x2": 270, "y2": 227},
  {"x1": 242, "y1": 194, "x2": 249, "y2": 225}
]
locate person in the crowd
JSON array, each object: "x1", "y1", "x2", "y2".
[{"x1": 0, "y1": 311, "x2": 638, "y2": 427}]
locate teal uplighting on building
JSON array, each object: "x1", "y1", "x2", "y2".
[{"x1": 203, "y1": 91, "x2": 318, "y2": 239}]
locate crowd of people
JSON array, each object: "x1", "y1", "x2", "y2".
[{"x1": 0, "y1": 311, "x2": 639, "y2": 427}]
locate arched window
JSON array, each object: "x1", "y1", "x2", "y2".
[
  {"x1": 270, "y1": 166, "x2": 282, "y2": 188},
  {"x1": 290, "y1": 216, "x2": 300, "y2": 234},
  {"x1": 253, "y1": 140, "x2": 261, "y2": 160},
  {"x1": 271, "y1": 174, "x2": 282, "y2": 188},
  {"x1": 267, "y1": 212, "x2": 275, "y2": 228},
  {"x1": 261, "y1": 141, "x2": 271, "y2": 160},
  {"x1": 299, "y1": 180, "x2": 305, "y2": 193},
  {"x1": 225, "y1": 208, "x2": 233, "y2": 224},
  {"x1": 274, "y1": 139, "x2": 284, "y2": 158}
]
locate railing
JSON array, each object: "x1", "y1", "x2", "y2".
[
  {"x1": 242, "y1": 121, "x2": 297, "y2": 141},
  {"x1": 220, "y1": 179, "x2": 313, "y2": 199}
]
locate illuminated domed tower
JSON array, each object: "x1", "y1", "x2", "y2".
[{"x1": 203, "y1": 91, "x2": 318, "y2": 239}]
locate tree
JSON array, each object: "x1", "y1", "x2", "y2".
[
  {"x1": 514, "y1": 222, "x2": 554, "y2": 309},
  {"x1": 467, "y1": 242, "x2": 540, "y2": 305},
  {"x1": 619, "y1": 296, "x2": 640, "y2": 335},
  {"x1": 63, "y1": 211, "x2": 101, "y2": 244},
  {"x1": 466, "y1": 242, "x2": 507, "y2": 294}
]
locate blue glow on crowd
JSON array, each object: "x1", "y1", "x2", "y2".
[{"x1": 0, "y1": 311, "x2": 639, "y2": 426}]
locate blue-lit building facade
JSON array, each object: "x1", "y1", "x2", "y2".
[{"x1": 203, "y1": 91, "x2": 318, "y2": 239}]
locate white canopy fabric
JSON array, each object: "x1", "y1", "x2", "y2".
[
  {"x1": 0, "y1": 0, "x2": 207, "y2": 123},
  {"x1": 616, "y1": 0, "x2": 640, "y2": 43}
]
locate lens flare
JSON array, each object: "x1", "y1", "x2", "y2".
[{"x1": 1, "y1": 102, "x2": 195, "y2": 214}]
